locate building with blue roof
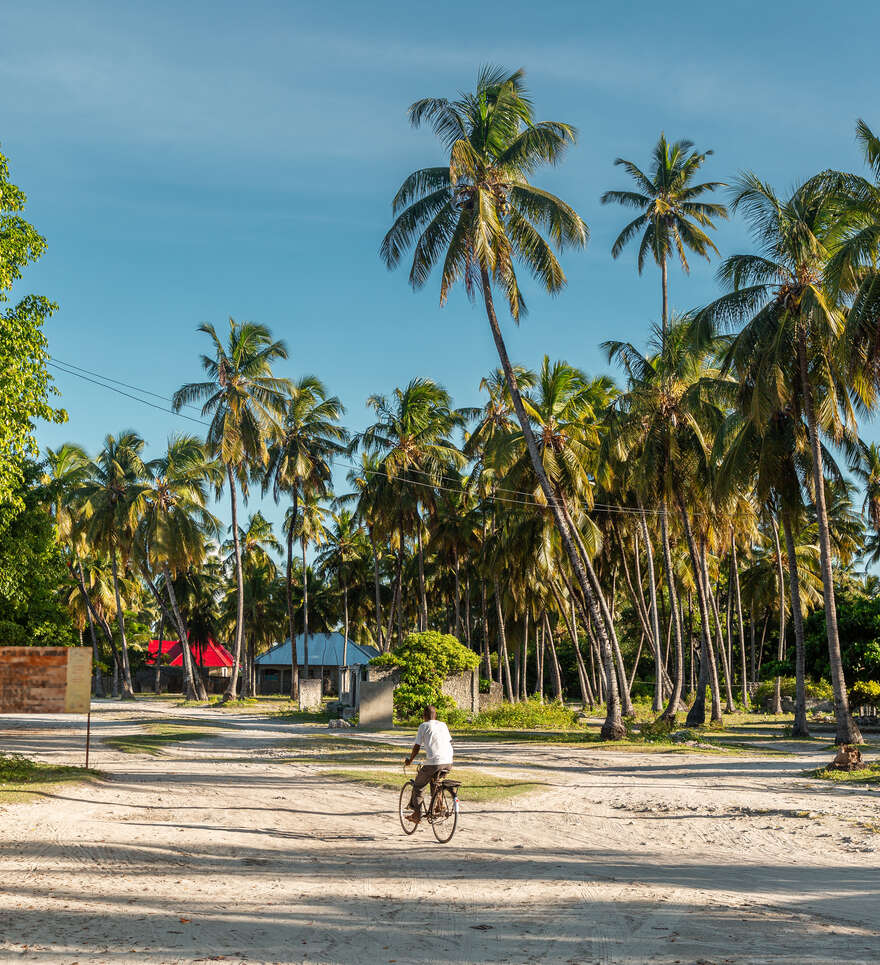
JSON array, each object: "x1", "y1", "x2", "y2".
[{"x1": 254, "y1": 632, "x2": 379, "y2": 695}]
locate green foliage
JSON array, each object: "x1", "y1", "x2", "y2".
[
  {"x1": 0, "y1": 149, "x2": 65, "y2": 509},
  {"x1": 370, "y1": 630, "x2": 479, "y2": 720},
  {"x1": 753, "y1": 677, "x2": 834, "y2": 703},
  {"x1": 0, "y1": 461, "x2": 76, "y2": 645},
  {"x1": 850, "y1": 680, "x2": 880, "y2": 705},
  {"x1": 803, "y1": 590, "x2": 880, "y2": 684},
  {"x1": 471, "y1": 697, "x2": 580, "y2": 730}
]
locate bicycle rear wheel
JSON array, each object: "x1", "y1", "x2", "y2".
[
  {"x1": 430, "y1": 787, "x2": 458, "y2": 843},
  {"x1": 399, "y1": 781, "x2": 418, "y2": 835}
]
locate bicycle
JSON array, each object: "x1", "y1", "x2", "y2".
[{"x1": 399, "y1": 764, "x2": 460, "y2": 843}]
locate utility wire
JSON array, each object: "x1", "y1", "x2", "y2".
[{"x1": 45, "y1": 355, "x2": 720, "y2": 519}]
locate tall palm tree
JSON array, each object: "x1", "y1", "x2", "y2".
[
  {"x1": 289, "y1": 490, "x2": 328, "y2": 684},
  {"x1": 696, "y1": 175, "x2": 862, "y2": 743},
  {"x1": 601, "y1": 134, "x2": 727, "y2": 341},
  {"x1": 316, "y1": 509, "x2": 368, "y2": 679},
  {"x1": 80, "y1": 431, "x2": 150, "y2": 699},
  {"x1": 361, "y1": 378, "x2": 465, "y2": 633},
  {"x1": 140, "y1": 434, "x2": 221, "y2": 700},
  {"x1": 381, "y1": 67, "x2": 624, "y2": 736},
  {"x1": 605, "y1": 319, "x2": 726, "y2": 724},
  {"x1": 172, "y1": 319, "x2": 289, "y2": 699},
  {"x1": 264, "y1": 376, "x2": 347, "y2": 698},
  {"x1": 44, "y1": 443, "x2": 105, "y2": 695}
]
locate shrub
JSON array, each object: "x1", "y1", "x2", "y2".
[
  {"x1": 471, "y1": 696, "x2": 580, "y2": 730},
  {"x1": 753, "y1": 677, "x2": 833, "y2": 704},
  {"x1": 370, "y1": 630, "x2": 479, "y2": 721},
  {"x1": 850, "y1": 680, "x2": 880, "y2": 706}
]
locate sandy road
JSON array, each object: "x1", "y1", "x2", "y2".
[{"x1": 0, "y1": 701, "x2": 878, "y2": 965}]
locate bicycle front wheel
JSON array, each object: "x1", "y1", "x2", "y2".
[
  {"x1": 430, "y1": 787, "x2": 458, "y2": 843},
  {"x1": 399, "y1": 780, "x2": 418, "y2": 835}
]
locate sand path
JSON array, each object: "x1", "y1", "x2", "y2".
[{"x1": 1, "y1": 701, "x2": 878, "y2": 964}]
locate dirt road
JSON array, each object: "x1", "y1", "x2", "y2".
[{"x1": 1, "y1": 702, "x2": 878, "y2": 964}]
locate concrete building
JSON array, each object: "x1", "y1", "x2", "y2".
[{"x1": 254, "y1": 633, "x2": 379, "y2": 696}]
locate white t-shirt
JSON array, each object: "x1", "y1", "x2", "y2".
[{"x1": 416, "y1": 719, "x2": 454, "y2": 765}]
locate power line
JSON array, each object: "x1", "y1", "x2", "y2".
[
  {"x1": 47, "y1": 361, "x2": 211, "y2": 427},
  {"x1": 44, "y1": 355, "x2": 737, "y2": 520}
]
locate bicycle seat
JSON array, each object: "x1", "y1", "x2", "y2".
[{"x1": 440, "y1": 779, "x2": 462, "y2": 789}]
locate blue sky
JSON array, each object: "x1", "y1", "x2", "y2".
[{"x1": 5, "y1": 0, "x2": 879, "y2": 536}]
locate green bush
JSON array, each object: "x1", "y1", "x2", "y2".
[
  {"x1": 370, "y1": 630, "x2": 479, "y2": 720},
  {"x1": 753, "y1": 677, "x2": 833, "y2": 704},
  {"x1": 471, "y1": 696, "x2": 580, "y2": 730},
  {"x1": 850, "y1": 680, "x2": 880, "y2": 705}
]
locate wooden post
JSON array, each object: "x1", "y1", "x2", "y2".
[{"x1": 85, "y1": 709, "x2": 91, "y2": 768}]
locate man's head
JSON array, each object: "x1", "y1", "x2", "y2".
[{"x1": 423, "y1": 705, "x2": 437, "y2": 721}]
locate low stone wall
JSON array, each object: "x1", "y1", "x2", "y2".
[
  {"x1": 359, "y1": 676, "x2": 395, "y2": 729},
  {"x1": 441, "y1": 669, "x2": 479, "y2": 715},
  {"x1": 299, "y1": 678, "x2": 323, "y2": 712},
  {"x1": 479, "y1": 680, "x2": 503, "y2": 712}
]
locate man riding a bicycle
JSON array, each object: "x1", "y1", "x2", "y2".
[{"x1": 403, "y1": 705, "x2": 453, "y2": 825}]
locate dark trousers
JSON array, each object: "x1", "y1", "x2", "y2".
[{"x1": 408, "y1": 764, "x2": 450, "y2": 811}]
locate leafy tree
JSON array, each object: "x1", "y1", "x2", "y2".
[
  {"x1": 371, "y1": 630, "x2": 479, "y2": 719},
  {"x1": 0, "y1": 148, "x2": 65, "y2": 510},
  {"x1": 0, "y1": 461, "x2": 76, "y2": 646}
]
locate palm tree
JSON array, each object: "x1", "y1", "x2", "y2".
[
  {"x1": 139, "y1": 434, "x2": 221, "y2": 701},
  {"x1": 316, "y1": 509, "x2": 368, "y2": 686},
  {"x1": 172, "y1": 319, "x2": 289, "y2": 699},
  {"x1": 223, "y1": 510, "x2": 281, "y2": 695},
  {"x1": 80, "y1": 431, "x2": 150, "y2": 698},
  {"x1": 605, "y1": 319, "x2": 726, "y2": 724},
  {"x1": 381, "y1": 67, "x2": 624, "y2": 736},
  {"x1": 44, "y1": 443, "x2": 104, "y2": 694},
  {"x1": 289, "y1": 490, "x2": 328, "y2": 685},
  {"x1": 601, "y1": 134, "x2": 727, "y2": 341},
  {"x1": 360, "y1": 378, "x2": 465, "y2": 633},
  {"x1": 696, "y1": 175, "x2": 862, "y2": 743},
  {"x1": 263, "y1": 376, "x2": 347, "y2": 698}
]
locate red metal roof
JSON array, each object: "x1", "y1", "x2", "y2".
[{"x1": 147, "y1": 638, "x2": 233, "y2": 669}]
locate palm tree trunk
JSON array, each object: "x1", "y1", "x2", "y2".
[
  {"x1": 339, "y1": 579, "x2": 348, "y2": 670},
  {"x1": 536, "y1": 616, "x2": 544, "y2": 701},
  {"x1": 480, "y1": 266, "x2": 623, "y2": 738},
  {"x1": 542, "y1": 612, "x2": 564, "y2": 702},
  {"x1": 559, "y1": 497, "x2": 632, "y2": 716},
  {"x1": 660, "y1": 506, "x2": 684, "y2": 720},
  {"x1": 493, "y1": 584, "x2": 514, "y2": 702},
  {"x1": 78, "y1": 560, "x2": 104, "y2": 698},
  {"x1": 699, "y1": 540, "x2": 725, "y2": 722},
  {"x1": 782, "y1": 513, "x2": 810, "y2": 738},
  {"x1": 368, "y1": 528, "x2": 384, "y2": 650},
  {"x1": 770, "y1": 515, "x2": 786, "y2": 716},
  {"x1": 225, "y1": 464, "x2": 245, "y2": 700},
  {"x1": 705, "y1": 558, "x2": 736, "y2": 713},
  {"x1": 287, "y1": 491, "x2": 300, "y2": 699},
  {"x1": 660, "y1": 253, "x2": 669, "y2": 343},
  {"x1": 154, "y1": 611, "x2": 164, "y2": 694},
  {"x1": 731, "y1": 532, "x2": 749, "y2": 708},
  {"x1": 480, "y1": 581, "x2": 492, "y2": 679},
  {"x1": 798, "y1": 331, "x2": 860, "y2": 743},
  {"x1": 521, "y1": 610, "x2": 529, "y2": 700},
  {"x1": 109, "y1": 548, "x2": 135, "y2": 698},
  {"x1": 416, "y1": 523, "x2": 428, "y2": 632},
  {"x1": 675, "y1": 488, "x2": 720, "y2": 725},
  {"x1": 71, "y1": 562, "x2": 122, "y2": 688},
  {"x1": 160, "y1": 563, "x2": 205, "y2": 700},
  {"x1": 638, "y1": 508, "x2": 664, "y2": 710},
  {"x1": 302, "y1": 540, "x2": 310, "y2": 690},
  {"x1": 550, "y1": 580, "x2": 594, "y2": 706}
]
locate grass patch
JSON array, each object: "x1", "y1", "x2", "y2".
[
  {"x1": 808, "y1": 762, "x2": 880, "y2": 785},
  {"x1": 282, "y1": 735, "x2": 445, "y2": 767},
  {"x1": 322, "y1": 767, "x2": 547, "y2": 803},
  {"x1": 104, "y1": 723, "x2": 212, "y2": 756},
  {"x1": 0, "y1": 754, "x2": 101, "y2": 803}
]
